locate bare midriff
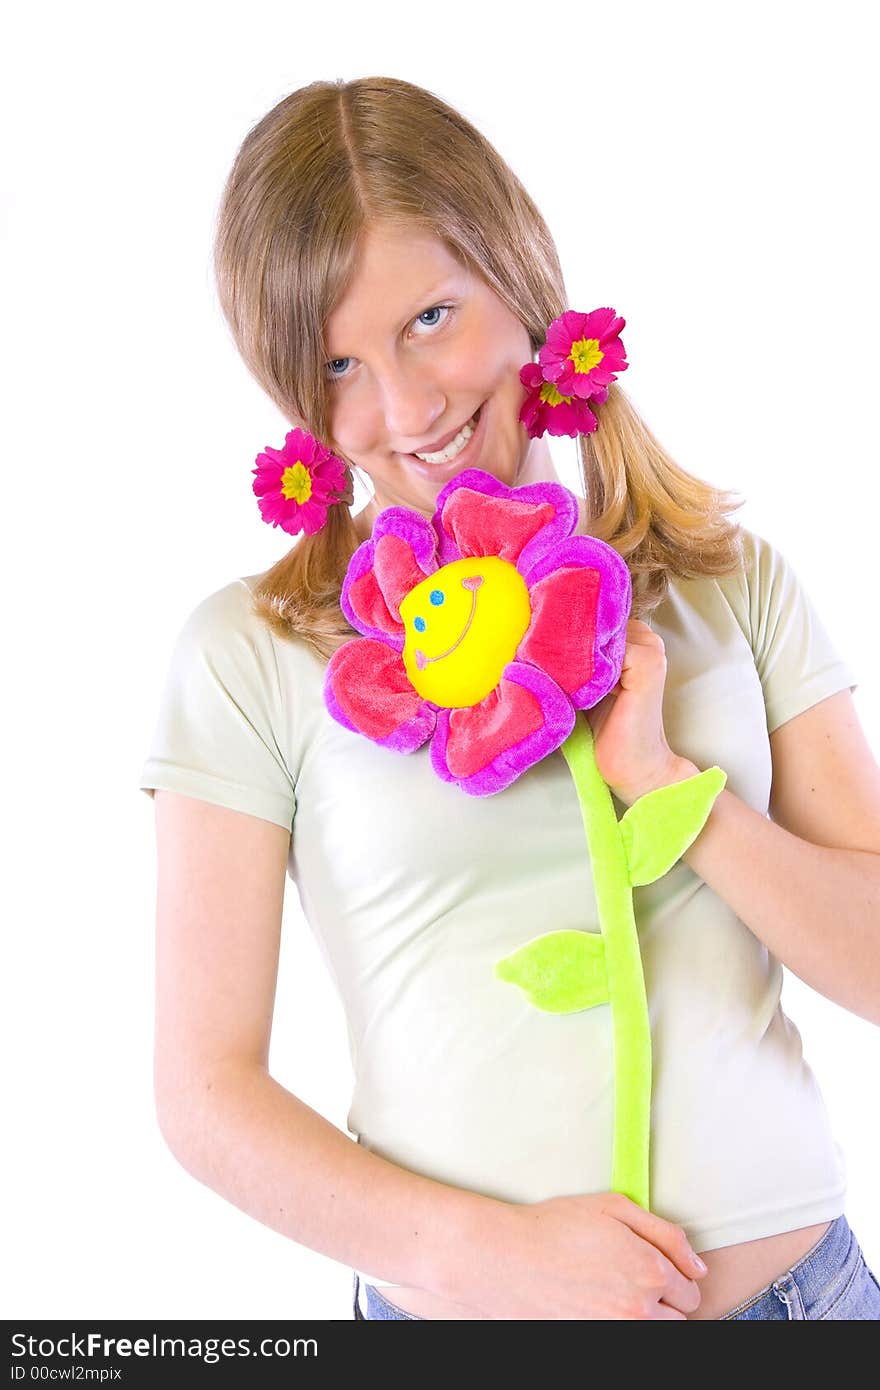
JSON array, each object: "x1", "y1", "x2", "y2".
[{"x1": 370, "y1": 1219, "x2": 834, "y2": 1320}]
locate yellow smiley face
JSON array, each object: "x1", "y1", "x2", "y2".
[{"x1": 399, "y1": 556, "x2": 532, "y2": 708}]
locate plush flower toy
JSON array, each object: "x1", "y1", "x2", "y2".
[{"x1": 262, "y1": 308, "x2": 727, "y2": 1212}]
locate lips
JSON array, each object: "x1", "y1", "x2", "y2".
[
  {"x1": 405, "y1": 401, "x2": 488, "y2": 482},
  {"x1": 411, "y1": 405, "x2": 482, "y2": 458}
]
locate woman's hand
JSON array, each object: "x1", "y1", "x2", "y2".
[
  {"x1": 457, "y1": 1191, "x2": 707, "y2": 1320},
  {"x1": 585, "y1": 619, "x2": 695, "y2": 807}
]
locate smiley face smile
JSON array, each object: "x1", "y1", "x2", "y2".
[
  {"x1": 414, "y1": 574, "x2": 483, "y2": 670},
  {"x1": 399, "y1": 557, "x2": 532, "y2": 708}
]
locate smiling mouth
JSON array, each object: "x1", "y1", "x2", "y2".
[
  {"x1": 407, "y1": 403, "x2": 483, "y2": 464},
  {"x1": 415, "y1": 575, "x2": 483, "y2": 670}
]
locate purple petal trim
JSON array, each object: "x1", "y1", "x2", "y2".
[
  {"x1": 372, "y1": 505, "x2": 440, "y2": 568},
  {"x1": 340, "y1": 507, "x2": 440, "y2": 649},
  {"x1": 522, "y1": 535, "x2": 632, "y2": 708},
  {"x1": 429, "y1": 661, "x2": 576, "y2": 796}
]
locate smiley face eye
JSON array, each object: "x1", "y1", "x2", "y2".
[
  {"x1": 413, "y1": 616, "x2": 426, "y2": 633},
  {"x1": 429, "y1": 590, "x2": 445, "y2": 606}
]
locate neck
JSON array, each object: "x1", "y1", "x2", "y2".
[{"x1": 352, "y1": 438, "x2": 588, "y2": 543}]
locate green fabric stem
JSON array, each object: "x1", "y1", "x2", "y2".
[{"x1": 494, "y1": 711, "x2": 727, "y2": 1214}]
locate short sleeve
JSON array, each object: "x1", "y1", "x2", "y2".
[
  {"x1": 744, "y1": 530, "x2": 858, "y2": 736},
  {"x1": 138, "y1": 579, "x2": 296, "y2": 831}
]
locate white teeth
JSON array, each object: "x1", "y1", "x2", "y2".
[{"x1": 413, "y1": 413, "x2": 478, "y2": 463}]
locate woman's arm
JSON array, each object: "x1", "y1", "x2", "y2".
[
  {"x1": 151, "y1": 791, "x2": 498, "y2": 1297},
  {"x1": 151, "y1": 791, "x2": 706, "y2": 1317},
  {"x1": 677, "y1": 691, "x2": 880, "y2": 1025}
]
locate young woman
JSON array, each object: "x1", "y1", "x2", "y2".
[{"x1": 139, "y1": 75, "x2": 880, "y2": 1320}]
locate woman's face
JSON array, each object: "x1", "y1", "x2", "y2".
[{"x1": 322, "y1": 221, "x2": 564, "y2": 540}]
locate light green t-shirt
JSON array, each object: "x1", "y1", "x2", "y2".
[{"x1": 139, "y1": 527, "x2": 858, "y2": 1290}]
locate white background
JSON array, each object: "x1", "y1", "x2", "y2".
[{"x1": 3, "y1": 0, "x2": 878, "y2": 1320}]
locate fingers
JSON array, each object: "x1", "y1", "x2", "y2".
[
  {"x1": 625, "y1": 618, "x2": 665, "y2": 651},
  {"x1": 664, "y1": 1266, "x2": 704, "y2": 1316},
  {"x1": 606, "y1": 1194, "x2": 703, "y2": 1280}
]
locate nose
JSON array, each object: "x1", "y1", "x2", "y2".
[{"x1": 376, "y1": 363, "x2": 446, "y2": 446}]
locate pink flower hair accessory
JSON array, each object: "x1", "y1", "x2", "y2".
[
  {"x1": 518, "y1": 306, "x2": 628, "y2": 439},
  {"x1": 252, "y1": 426, "x2": 352, "y2": 537}
]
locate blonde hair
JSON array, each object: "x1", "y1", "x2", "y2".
[{"x1": 213, "y1": 76, "x2": 745, "y2": 662}]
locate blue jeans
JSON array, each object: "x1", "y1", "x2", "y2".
[{"x1": 352, "y1": 1214, "x2": 880, "y2": 1320}]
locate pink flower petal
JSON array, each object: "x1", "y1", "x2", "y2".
[
  {"x1": 311, "y1": 453, "x2": 348, "y2": 493},
  {"x1": 298, "y1": 497, "x2": 331, "y2": 535},
  {"x1": 323, "y1": 637, "x2": 435, "y2": 748},
  {"x1": 442, "y1": 677, "x2": 545, "y2": 779},
  {"x1": 518, "y1": 389, "x2": 599, "y2": 439},
  {"x1": 430, "y1": 661, "x2": 575, "y2": 794},
  {"x1": 521, "y1": 535, "x2": 632, "y2": 709},
  {"x1": 341, "y1": 510, "x2": 439, "y2": 643},
  {"x1": 581, "y1": 307, "x2": 625, "y2": 339},
  {"x1": 372, "y1": 531, "x2": 430, "y2": 622},
  {"x1": 439, "y1": 486, "x2": 557, "y2": 565},
  {"x1": 517, "y1": 565, "x2": 601, "y2": 695},
  {"x1": 347, "y1": 565, "x2": 405, "y2": 640}
]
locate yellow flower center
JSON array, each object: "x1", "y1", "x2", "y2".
[
  {"x1": 569, "y1": 337, "x2": 604, "y2": 373},
  {"x1": 539, "y1": 381, "x2": 571, "y2": 406},
  {"x1": 280, "y1": 461, "x2": 313, "y2": 504},
  {"x1": 399, "y1": 556, "x2": 532, "y2": 707}
]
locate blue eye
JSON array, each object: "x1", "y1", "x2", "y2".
[
  {"x1": 326, "y1": 305, "x2": 454, "y2": 384},
  {"x1": 429, "y1": 590, "x2": 445, "y2": 605},
  {"x1": 415, "y1": 306, "x2": 451, "y2": 331},
  {"x1": 413, "y1": 616, "x2": 426, "y2": 633}
]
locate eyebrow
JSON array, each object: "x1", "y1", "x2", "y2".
[{"x1": 325, "y1": 279, "x2": 461, "y2": 358}]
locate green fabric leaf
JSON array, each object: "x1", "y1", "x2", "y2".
[
  {"x1": 494, "y1": 929, "x2": 610, "y2": 1014},
  {"x1": 619, "y1": 766, "x2": 728, "y2": 886}
]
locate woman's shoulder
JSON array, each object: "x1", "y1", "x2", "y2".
[
  {"x1": 172, "y1": 574, "x2": 327, "y2": 702},
  {"x1": 733, "y1": 524, "x2": 781, "y2": 574},
  {"x1": 685, "y1": 524, "x2": 782, "y2": 608},
  {"x1": 657, "y1": 525, "x2": 786, "y2": 650},
  {"x1": 685, "y1": 523, "x2": 844, "y2": 677},
  {"x1": 713, "y1": 524, "x2": 809, "y2": 615},
  {"x1": 172, "y1": 573, "x2": 272, "y2": 646},
  {"x1": 155, "y1": 575, "x2": 296, "y2": 696},
  {"x1": 182, "y1": 572, "x2": 261, "y2": 620}
]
